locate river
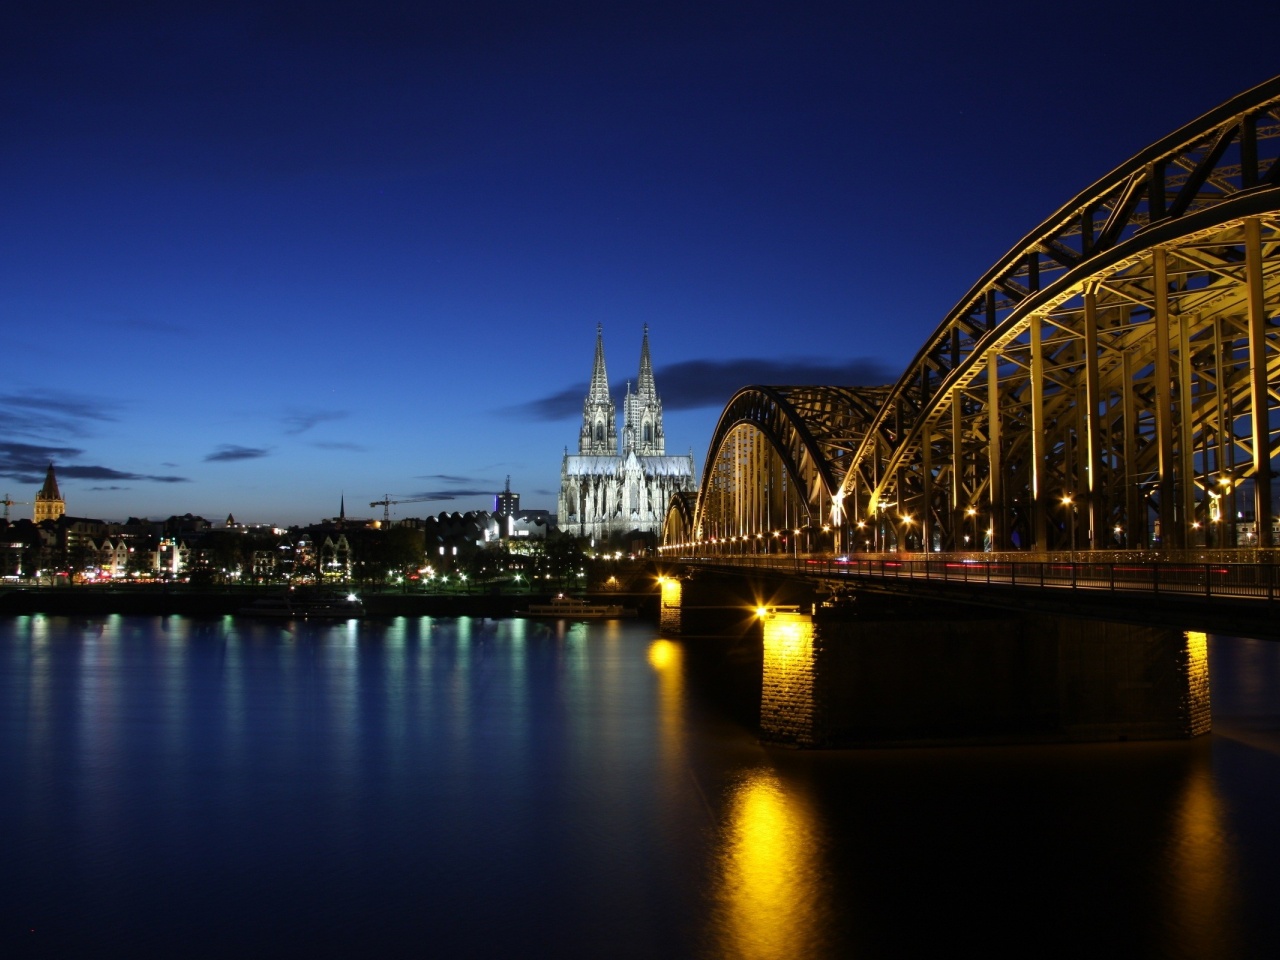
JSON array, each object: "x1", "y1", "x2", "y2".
[{"x1": 1, "y1": 613, "x2": 1278, "y2": 958}]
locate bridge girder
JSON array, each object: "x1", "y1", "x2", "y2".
[
  {"x1": 663, "y1": 385, "x2": 890, "y2": 549},
  {"x1": 674, "y1": 76, "x2": 1280, "y2": 557}
]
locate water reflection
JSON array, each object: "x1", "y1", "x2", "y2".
[
  {"x1": 1164, "y1": 754, "x2": 1241, "y2": 959},
  {"x1": 711, "y1": 769, "x2": 828, "y2": 960},
  {"x1": 1, "y1": 617, "x2": 1277, "y2": 958}
]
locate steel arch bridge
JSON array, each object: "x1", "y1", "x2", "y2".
[{"x1": 664, "y1": 76, "x2": 1280, "y2": 558}]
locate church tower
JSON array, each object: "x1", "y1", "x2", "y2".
[
  {"x1": 560, "y1": 325, "x2": 695, "y2": 543},
  {"x1": 33, "y1": 463, "x2": 65, "y2": 523},
  {"x1": 578, "y1": 324, "x2": 618, "y2": 455},
  {"x1": 623, "y1": 324, "x2": 665, "y2": 456}
]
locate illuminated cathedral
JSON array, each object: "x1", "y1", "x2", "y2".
[{"x1": 558, "y1": 326, "x2": 696, "y2": 542}]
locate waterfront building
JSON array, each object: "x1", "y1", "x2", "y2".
[
  {"x1": 33, "y1": 463, "x2": 65, "y2": 523},
  {"x1": 558, "y1": 326, "x2": 696, "y2": 542}
]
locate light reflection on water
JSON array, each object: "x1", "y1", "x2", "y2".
[
  {"x1": 712, "y1": 769, "x2": 827, "y2": 960},
  {"x1": 0, "y1": 616, "x2": 1277, "y2": 958}
]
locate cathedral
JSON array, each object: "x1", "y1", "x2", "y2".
[{"x1": 559, "y1": 326, "x2": 696, "y2": 543}]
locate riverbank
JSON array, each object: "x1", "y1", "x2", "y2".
[{"x1": 0, "y1": 586, "x2": 661, "y2": 619}]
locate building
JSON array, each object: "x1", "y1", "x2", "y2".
[
  {"x1": 558, "y1": 325, "x2": 696, "y2": 542},
  {"x1": 33, "y1": 463, "x2": 66, "y2": 523},
  {"x1": 494, "y1": 477, "x2": 519, "y2": 519}
]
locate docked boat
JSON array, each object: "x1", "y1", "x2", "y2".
[
  {"x1": 239, "y1": 590, "x2": 365, "y2": 619},
  {"x1": 520, "y1": 594, "x2": 637, "y2": 619}
]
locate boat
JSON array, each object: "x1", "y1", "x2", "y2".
[
  {"x1": 519, "y1": 594, "x2": 638, "y2": 619},
  {"x1": 239, "y1": 590, "x2": 365, "y2": 619}
]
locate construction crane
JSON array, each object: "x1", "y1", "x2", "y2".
[
  {"x1": 369, "y1": 495, "x2": 436, "y2": 524},
  {"x1": 2, "y1": 493, "x2": 29, "y2": 521}
]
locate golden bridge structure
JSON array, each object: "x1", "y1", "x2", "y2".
[{"x1": 663, "y1": 77, "x2": 1280, "y2": 567}]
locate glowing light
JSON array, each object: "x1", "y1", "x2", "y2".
[
  {"x1": 711, "y1": 769, "x2": 825, "y2": 960},
  {"x1": 647, "y1": 639, "x2": 678, "y2": 671}
]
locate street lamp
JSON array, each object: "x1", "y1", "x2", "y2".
[{"x1": 1061, "y1": 494, "x2": 1076, "y2": 555}]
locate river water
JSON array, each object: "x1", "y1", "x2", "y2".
[{"x1": 1, "y1": 613, "x2": 1278, "y2": 959}]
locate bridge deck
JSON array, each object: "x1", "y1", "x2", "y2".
[{"x1": 671, "y1": 552, "x2": 1280, "y2": 638}]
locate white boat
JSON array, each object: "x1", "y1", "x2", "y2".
[
  {"x1": 239, "y1": 591, "x2": 365, "y2": 619},
  {"x1": 520, "y1": 594, "x2": 637, "y2": 619}
]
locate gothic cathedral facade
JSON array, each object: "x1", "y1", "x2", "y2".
[{"x1": 558, "y1": 326, "x2": 696, "y2": 542}]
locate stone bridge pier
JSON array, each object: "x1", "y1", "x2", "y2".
[{"x1": 758, "y1": 603, "x2": 1211, "y2": 747}]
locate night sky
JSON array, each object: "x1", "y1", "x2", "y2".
[{"x1": 3, "y1": 2, "x2": 1275, "y2": 525}]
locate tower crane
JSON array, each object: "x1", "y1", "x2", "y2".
[
  {"x1": 369, "y1": 495, "x2": 436, "y2": 524},
  {"x1": 2, "y1": 493, "x2": 29, "y2": 521}
]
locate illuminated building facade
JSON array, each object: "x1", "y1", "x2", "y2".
[
  {"x1": 33, "y1": 463, "x2": 65, "y2": 523},
  {"x1": 559, "y1": 325, "x2": 696, "y2": 541}
]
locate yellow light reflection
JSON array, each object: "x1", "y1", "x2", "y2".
[
  {"x1": 1163, "y1": 750, "x2": 1241, "y2": 958},
  {"x1": 647, "y1": 638, "x2": 678, "y2": 671},
  {"x1": 713, "y1": 770, "x2": 825, "y2": 960}
]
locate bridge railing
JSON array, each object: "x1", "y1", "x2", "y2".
[{"x1": 671, "y1": 554, "x2": 1279, "y2": 602}]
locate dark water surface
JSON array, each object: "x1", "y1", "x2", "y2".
[{"x1": 2, "y1": 614, "x2": 1279, "y2": 959}]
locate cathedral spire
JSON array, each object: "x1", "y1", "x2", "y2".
[
  {"x1": 623, "y1": 325, "x2": 665, "y2": 456},
  {"x1": 579, "y1": 324, "x2": 618, "y2": 455},
  {"x1": 587, "y1": 323, "x2": 611, "y2": 404},
  {"x1": 636, "y1": 323, "x2": 656, "y2": 399}
]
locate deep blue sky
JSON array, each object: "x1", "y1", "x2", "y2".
[{"x1": 2, "y1": 2, "x2": 1275, "y2": 525}]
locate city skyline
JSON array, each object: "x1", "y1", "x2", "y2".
[{"x1": 3, "y1": 2, "x2": 1276, "y2": 525}]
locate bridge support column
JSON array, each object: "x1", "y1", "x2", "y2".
[
  {"x1": 759, "y1": 604, "x2": 1210, "y2": 747},
  {"x1": 658, "y1": 576, "x2": 684, "y2": 635}
]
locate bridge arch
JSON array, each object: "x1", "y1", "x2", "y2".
[
  {"x1": 828, "y1": 75, "x2": 1280, "y2": 553},
  {"x1": 673, "y1": 385, "x2": 891, "y2": 554},
  {"x1": 661, "y1": 490, "x2": 697, "y2": 548},
  {"x1": 672, "y1": 77, "x2": 1280, "y2": 558}
]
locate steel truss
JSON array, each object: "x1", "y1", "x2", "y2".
[{"x1": 664, "y1": 76, "x2": 1280, "y2": 556}]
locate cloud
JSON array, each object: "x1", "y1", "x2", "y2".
[
  {"x1": 205, "y1": 445, "x2": 270, "y2": 462},
  {"x1": 59, "y1": 465, "x2": 189, "y2": 483},
  {"x1": 0, "y1": 389, "x2": 119, "y2": 438},
  {"x1": 402, "y1": 488, "x2": 493, "y2": 501},
  {"x1": 518, "y1": 384, "x2": 587, "y2": 421},
  {"x1": 412, "y1": 488, "x2": 491, "y2": 504},
  {"x1": 0, "y1": 442, "x2": 190, "y2": 485},
  {"x1": 512, "y1": 356, "x2": 894, "y2": 419},
  {"x1": 0, "y1": 442, "x2": 83, "y2": 484},
  {"x1": 398, "y1": 473, "x2": 499, "y2": 501},
  {"x1": 654, "y1": 357, "x2": 895, "y2": 410},
  {"x1": 283, "y1": 410, "x2": 348, "y2": 435}
]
